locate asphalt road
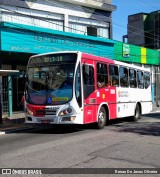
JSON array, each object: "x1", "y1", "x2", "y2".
[{"x1": 0, "y1": 113, "x2": 160, "y2": 177}]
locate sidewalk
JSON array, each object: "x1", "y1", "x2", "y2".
[
  {"x1": 0, "y1": 112, "x2": 30, "y2": 134},
  {"x1": 151, "y1": 102, "x2": 160, "y2": 113}
]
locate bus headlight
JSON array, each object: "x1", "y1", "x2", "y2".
[{"x1": 59, "y1": 107, "x2": 72, "y2": 116}]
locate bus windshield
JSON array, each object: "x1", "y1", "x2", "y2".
[{"x1": 26, "y1": 53, "x2": 77, "y2": 105}]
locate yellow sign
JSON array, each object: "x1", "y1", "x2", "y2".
[
  {"x1": 141, "y1": 47, "x2": 146, "y2": 64},
  {"x1": 52, "y1": 97, "x2": 68, "y2": 102}
]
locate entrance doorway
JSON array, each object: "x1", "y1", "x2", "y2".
[
  {"x1": 2, "y1": 72, "x2": 25, "y2": 115},
  {"x1": 2, "y1": 76, "x2": 9, "y2": 114},
  {"x1": 12, "y1": 74, "x2": 26, "y2": 111}
]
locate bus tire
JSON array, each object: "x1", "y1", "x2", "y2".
[
  {"x1": 96, "y1": 106, "x2": 106, "y2": 129},
  {"x1": 132, "y1": 104, "x2": 140, "y2": 121}
]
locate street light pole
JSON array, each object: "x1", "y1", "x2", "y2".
[
  {"x1": 0, "y1": 76, "x2": 2, "y2": 124},
  {"x1": 155, "y1": 67, "x2": 160, "y2": 107}
]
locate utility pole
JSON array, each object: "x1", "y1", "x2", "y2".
[
  {"x1": 0, "y1": 76, "x2": 2, "y2": 124},
  {"x1": 155, "y1": 67, "x2": 160, "y2": 107}
]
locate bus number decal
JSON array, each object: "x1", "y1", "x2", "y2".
[
  {"x1": 97, "y1": 92, "x2": 100, "y2": 97},
  {"x1": 118, "y1": 91, "x2": 129, "y2": 97},
  {"x1": 110, "y1": 89, "x2": 115, "y2": 94}
]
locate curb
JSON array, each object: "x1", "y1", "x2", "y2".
[
  {"x1": 0, "y1": 131, "x2": 5, "y2": 135},
  {"x1": 150, "y1": 110, "x2": 160, "y2": 113},
  {"x1": 0, "y1": 127, "x2": 33, "y2": 136}
]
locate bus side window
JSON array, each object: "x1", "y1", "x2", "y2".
[
  {"x1": 129, "y1": 69, "x2": 137, "y2": 88},
  {"x1": 83, "y1": 64, "x2": 95, "y2": 99},
  {"x1": 83, "y1": 65, "x2": 94, "y2": 85},
  {"x1": 109, "y1": 65, "x2": 119, "y2": 87},
  {"x1": 97, "y1": 63, "x2": 108, "y2": 88},
  {"x1": 137, "y1": 71, "x2": 144, "y2": 89},
  {"x1": 144, "y1": 72, "x2": 150, "y2": 89},
  {"x1": 120, "y1": 66, "x2": 129, "y2": 87}
]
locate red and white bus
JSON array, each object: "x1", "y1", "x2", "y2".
[{"x1": 25, "y1": 51, "x2": 152, "y2": 129}]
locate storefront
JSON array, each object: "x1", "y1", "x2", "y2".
[
  {"x1": 0, "y1": 52, "x2": 29, "y2": 115},
  {"x1": 0, "y1": 21, "x2": 160, "y2": 116},
  {"x1": 114, "y1": 42, "x2": 160, "y2": 104},
  {"x1": 0, "y1": 21, "x2": 115, "y2": 116}
]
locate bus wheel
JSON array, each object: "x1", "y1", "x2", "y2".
[
  {"x1": 132, "y1": 104, "x2": 140, "y2": 121},
  {"x1": 96, "y1": 106, "x2": 106, "y2": 129}
]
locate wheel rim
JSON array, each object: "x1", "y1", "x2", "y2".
[
  {"x1": 135, "y1": 106, "x2": 139, "y2": 118},
  {"x1": 98, "y1": 109, "x2": 105, "y2": 125}
]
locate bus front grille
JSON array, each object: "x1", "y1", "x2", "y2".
[{"x1": 45, "y1": 110, "x2": 57, "y2": 115}]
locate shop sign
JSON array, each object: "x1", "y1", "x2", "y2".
[
  {"x1": 1, "y1": 23, "x2": 114, "y2": 59},
  {"x1": 123, "y1": 44, "x2": 130, "y2": 58}
]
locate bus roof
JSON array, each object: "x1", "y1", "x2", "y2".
[
  {"x1": 81, "y1": 52, "x2": 150, "y2": 72},
  {"x1": 29, "y1": 51, "x2": 80, "y2": 58},
  {"x1": 29, "y1": 51, "x2": 150, "y2": 72}
]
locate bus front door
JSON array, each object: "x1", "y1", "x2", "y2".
[{"x1": 82, "y1": 60, "x2": 96, "y2": 124}]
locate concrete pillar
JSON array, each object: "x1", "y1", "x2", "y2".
[
  {"x1": 64, "y1": 14, "x2": 69, "y2": 32},
  {"x1": 8, "y1": 75, "x2": 13, "y2": 116},
  {"x1": 0, "y1": 76, "x2": 2, "y2": 124}
]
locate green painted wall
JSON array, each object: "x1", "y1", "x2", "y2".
[{"x1": 114, "y1": 41, "x2": 160, "y2": 65}]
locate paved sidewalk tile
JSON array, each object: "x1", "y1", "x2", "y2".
[{"x1": 0, "y1": 112, "x2": 30, "y2": 134}]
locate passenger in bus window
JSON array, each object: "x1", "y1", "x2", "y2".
[
  {"x1": 98, "y1": 80, "x2": 105, "y2": 88},
  {"x1": 97, "y1": 76, "x2": 105, "y2": 88},
  {"x1": 110, "y1": 77, "x2": 112, "y2": 86},
  {"x1": 112, "y1": 80, "x2": 117, "y2": 86},
  {"x1": 110, "y1": 77, "x2": 119, "y2": 87}
]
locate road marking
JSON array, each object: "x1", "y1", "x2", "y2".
[
  {"x1": 0, "y1": 131, "x2": 5, "y2": 135},
  {"x1": 150, "y1": 110, "x2": 160, "y2": 114}
]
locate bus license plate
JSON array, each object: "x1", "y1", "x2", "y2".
[{"x1": 41, "y1": 120, "x2": 50, "y2": 124}]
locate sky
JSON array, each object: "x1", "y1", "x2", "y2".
[{"x1": 112, "y1": 0, "x2": 160, "y2": 42}]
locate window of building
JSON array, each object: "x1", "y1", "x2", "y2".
[
  {"x1": 98, "y1": 27, "x2": 109, "y2": 38},
  {"x1": 2, "y1": 11, "x2": 64, "y2": 31},
  {"x1": 87, "y1": 26, "x2": 97, "y2": 37},
  {"x1": 69, "y1": 16, "x2": 109, "y2": 38}
]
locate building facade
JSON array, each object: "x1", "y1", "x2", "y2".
[
  {"x1": 127, "y1": 11, "x2": 160, "y2": 50},
  {"x1": 0, "y1": 0, "x2": 116, "y2": 116},
  {"x1": 0, "y1": 1, "x2": 160, "y2": 117},
  {"x1": 125, "y1": 11, "x2": 160, "y2": 106}
]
